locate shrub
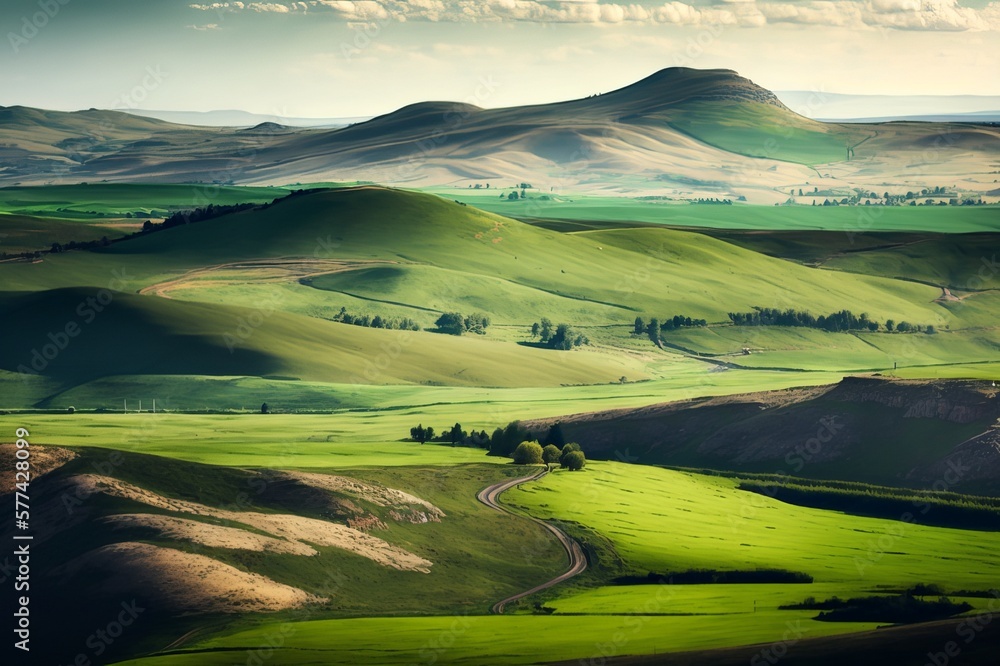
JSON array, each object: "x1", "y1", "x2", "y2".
[
  {"x1": 512, "y1": 441, "x2": 544, "y2": 465},
  {"x1": 563, "y1": 450, "x2": 586, "y2": 471},
  {"x1": 558, "y1": 442, "x2": 581, "y2": 466},
  {"x1": 542, "y1": 444, "x2": 561, "y2": 464}
]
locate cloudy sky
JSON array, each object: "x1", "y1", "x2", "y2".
[{"x1": 1, "y1": 0, "x2": 998, "y2": 117}]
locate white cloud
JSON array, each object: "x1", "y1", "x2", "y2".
[{"x1": 188, "y1": 0, "x2": 1000, "y2": 30}]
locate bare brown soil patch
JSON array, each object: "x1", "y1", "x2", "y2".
[{"x1": 0, "y1": 444, "x2": 76, "y2": 494}]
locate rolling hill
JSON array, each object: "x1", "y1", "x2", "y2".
[
  {"x1": 523, "y1": 376, "x2": 1000, "y2": 493},
  {"x1": 2, "y1": 69, "x2": 997, "y2": 203},
  {"x1": 1, "y1": 186, "x2": 994, "y2": 403}
]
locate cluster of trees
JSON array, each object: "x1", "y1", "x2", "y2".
[
  {"x1": 886, "y1": 320, "x2": 935, "y2": 334},
  {"x1": 634, "y1": 316, "x2": 708, "y2": 348},
  {"x1": 408, "y1": 423, "x2": 491, "y2": 447},
  {"x1": 333, "y1": 307, "x2": 420, "y2": 331},
  {"x1": 407, "y1": 420, "x2": 586, "y2": 469},
  {"x1": 690, "y1": 198, "x2": 733, "y2": 205},
  {"x1": 489, "y1": 422, "x2": 586, "y2": 470},
  {"x1": 512, "y1": 441, "x2": 586, "y2": 470},
  {"x1": 434, "y1": 312, "x2": 491, "y2": 335},
  {"x1": 502, "y1": 184, "x2": 533, "y2": 200},
  {"x1": 635, "y1": 315, "x2": 707, "y2": 337},
  {"x1": 530, "y1": 318, "x2": 589, "y2": 350}
]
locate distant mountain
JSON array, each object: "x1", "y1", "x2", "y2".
[
  {"x1": 1, "y1": 69, "x2": 998, "y2": 201},
  {"x1": 776, "y1": 91, "x2": 1000, "y2": 121},
  {"x1": 834, "y1": 112, "x2": 1000, "y2": 123},
  {"x1": 119, "y1": 108, "x2": 368, "y2": 128}
]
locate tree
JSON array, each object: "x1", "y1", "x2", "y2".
[
  {"x1": 410, "y1": 424, "x2": 427, "y2": 443},
  {"x1": 512, "y1": 441, "x2": 544, "y2": 465},
  {"x1": 549, "y1": 323, "x2": 578, "y2": 350},
  {"x1": 647, "y1": 318, "x2": 661, "y2": 346},
  {"x1": 424, "y1": 426, "x2": 435, "y2": 442},
  {"x1": 450, "y1": 423, "x2": 465, "y2": 445},
  {"x1": 634, "y1": 317, "x2": 645, "y2": 335},
  {"x1": 885, "y1": 319, "x2": 895, "y2": 332},
  {"x1": 490, "y1": 427, "x2": 504, "y2": 453},
  {"x1": 542, "y1": 444, "x2": 561, "y2": 464},
  {"x1": 491, "y1": 420, "x2": 529, "y2": 457},
  {"x1": 543, "y1": 423, "x2": 566, "y2": 448},
  {"x1": 559, "y1": 442, "x2": 581, "y2": 466},
  {"x1": 531, "y1": 322, "x2": 540, "y2": 338},
  {"x1": 508, "y1": 191, "x2": 519, "y2": 200},
  {"x1": 464, "y1": 313, "x2": 490, "y2": 334},
  {"x1": 260, "y1": 402, "x2": 270, "y2": 414},
  {"x1": 925, "y1": 325, "x2": 937, "y2": 335},
  {"x1": 562, "y1": 450, "x2": 586, "y2": 471},
  {"x1": 435, "y1": 312, "x2": 466, "y2": 335},
  {"x1": 538, "y1": 318, "x2": 553, "y2": 342}
]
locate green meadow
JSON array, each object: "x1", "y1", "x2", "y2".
[{"x1": 0, "y1": 183, "x2": 995, "y2": 666}]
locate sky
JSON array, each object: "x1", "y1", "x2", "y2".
[{"x1": 1, "y1": 0, "x2": 999, "y2": 118}]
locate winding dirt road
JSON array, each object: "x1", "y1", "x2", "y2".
[{"x1": 476, "y1": 468, "x2": 588, "y2": 614}]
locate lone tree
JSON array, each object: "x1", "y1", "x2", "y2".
[
  {"x1": 260, "y1": 402, "x2": 270, "y2": 414},
  {"x1": 542, "y1": 444, "x2": 561, "y2": 464},
  {"x1": 512, "y1": 441, "x2": 544, "y2": 465},
  {"x1": 562, "y1": 450, "x2": 586, "y2": 471}
]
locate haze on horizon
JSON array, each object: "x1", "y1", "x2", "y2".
[{"x1": 1, "y1": 0, "x2": 998, "y2": 119}]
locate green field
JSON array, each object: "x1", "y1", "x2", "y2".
[
  {"x1": 507, "y1": 463, "x2": 1000, "y2": 589},
  {"x1": 1, "y1": 181, "x2": 997, "y2": 666},
  {"x1": 430, "y1": 189, "x2": 1000, "y2": 233},
  {"x1": 0, "y1": 183, "x2": 289, "y2": 219}
]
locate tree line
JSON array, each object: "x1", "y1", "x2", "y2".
[
  {"x1": 727, "y1": 307, "x2": 935, "y2": 334},
  {"x1": 409, "y1": 423, "x2": 491, "y2": 448}
]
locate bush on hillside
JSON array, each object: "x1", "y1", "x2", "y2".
[{"x1": 513, "y1": 441, "x2": 544, "y2": 465}]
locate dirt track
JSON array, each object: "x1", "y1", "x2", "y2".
[{"x1": 476, "y1": 468, "x2": 587, "y2": 613}]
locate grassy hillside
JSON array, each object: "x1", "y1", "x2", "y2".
[
  {"x1": 0, "y1": 188, "x2": 951, "y2": 325},
  {"x1": 522, "y1": 377, "x2": 1000, "y2": 493},
  {"x1": 0, "y1": 288, "x2": 650, "y2": 389},
  {"x1": 0, "y1": 212, "x2": 126, "y2": 254},
  {"x1": 4, "y1": 448, "x2": 566, "y2": 664},
  {"x1": 1, "y1": 187, "x2": 992, "y2": 403},
  {"x1": 661, "y1": 101, "x2": 857, "y2": 165},
  {"x1": 112, "y1": 461, "x2": 1000, "y2": 666}
]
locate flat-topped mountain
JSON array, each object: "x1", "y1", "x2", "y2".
[{"x1": 1, "y1": 68, "x2": 997, "y2": 201}]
